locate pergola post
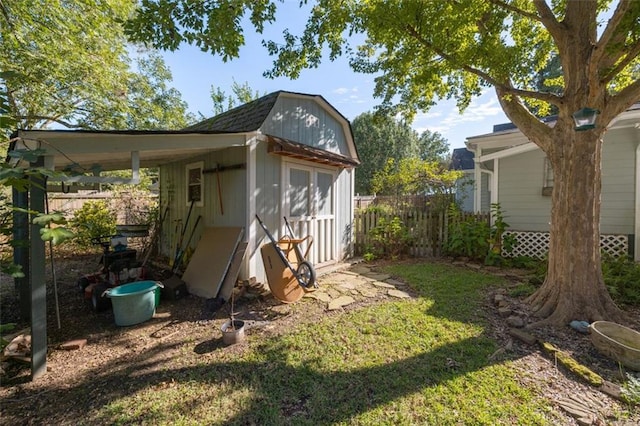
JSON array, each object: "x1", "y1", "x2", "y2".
[
  {"x1": 29, "y1": 157, "x2": 47, "y2": 380},
  {"x1": 12, "y1": 185, "x2": 30, "y2": 320}
]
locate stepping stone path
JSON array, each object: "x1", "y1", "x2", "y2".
[{"x1": 308, "y1": 264, "x2": 416, "y2": 310}]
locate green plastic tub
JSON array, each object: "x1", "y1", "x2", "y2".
[{"x1": 105, "y1": 281, "x2": 161, "y2": 326}]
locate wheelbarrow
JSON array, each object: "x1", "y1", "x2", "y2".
[{"x1": 256, "y1": 215, "x2": 317, "y2": 292}]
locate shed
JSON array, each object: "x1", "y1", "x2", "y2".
[{"x1": 6, "y1": 90, "x2": 360, "y2": 378}]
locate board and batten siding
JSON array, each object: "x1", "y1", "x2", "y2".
[
  {"x1": 334, "y1": 167, "x2": 355, "y2": 260},
  {"x1": 159, "y1": 146, "x2": 248, "y2": 262},
  {"x1": 261, "y1": 95, "x2": 350, "y2": 157}
]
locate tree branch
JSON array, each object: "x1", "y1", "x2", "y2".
[
  {"x1": 602, "y1": 78, "x2": 640, "y2": 123},
  {"x1": 404, "y1": 24, "x2": 562, "y2": 106},
  {"x1": 531, "y1": 0, "x2": 565, "y2": 42},
  {"x1": 593, "y1": 0, "x2": 632, "y2": 69},
  {"x1": 14, "y1": 115, "x2": 84, "y2": 129},
  {"x1": 487, "y1": 0, "x2": 541, "y2": 22},
  {"x1": 601, "y1": 38, "x2": 640, "y2": 85},
  {"x1": 495, "y1": 86, "x2": 553, "y2": 152}
]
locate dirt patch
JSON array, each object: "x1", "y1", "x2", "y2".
[{"x1": 1, "y1": 254, "x2": 639, "y2": 425}]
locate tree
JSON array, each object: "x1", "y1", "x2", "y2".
[
  {"x1": 82, "y1": 51, "x2": 196, "y2": 130},
  {"x1": 210, "y1": 80, "x2": 264, "y2": 116},
  {"x1": 371, "y1": 157, "x2": 462, "y2": 210},
  {"x1": 0, "y1": 1, "x2": 192, "y2": 131},
  {"x1": 126, "y1": 1, "x2": 640, "y2": 326},
  {"x1": 351, "y1": 112, "x2": 422, "y2": 195},
  {"x1": 417, "y1": 130, "x2": 450, "y2": 163}
]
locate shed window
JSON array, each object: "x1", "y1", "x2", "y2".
[
  {"x1": 186, "y1": 162, "x2": 204, "y2": 206},
  {"x1": 542, "y1": 157, "x2": 553, "y2": 196}
]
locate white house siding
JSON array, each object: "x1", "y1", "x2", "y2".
[
  {"x1": 490, "y1": 132, "x2": 635, "y2": 235},
  {"x1": 261, "y1": 95, "x2": 350, "y2": 156},
  {"x1": 600, "y1": 127, "x2": 636, "y2": 234},
  {"x1": 480, "y1": 173, "x2": 491, "y2": 213},
  {"x1": 497, "y1": 149, "x2": 552, "y2": 231}
]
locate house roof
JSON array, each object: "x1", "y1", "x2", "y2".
[{"x1": 450, "y1": 148, "x2": 475, "y2": 171}]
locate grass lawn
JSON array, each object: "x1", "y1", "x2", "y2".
[{"x1": 95, "y1": 263, "x2": 560, "y2": 425}]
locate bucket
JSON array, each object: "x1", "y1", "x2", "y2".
[
  {"x1": 221, "y1": 320, "x2": 246, "y2": 345},
  {"x1": 105, "y1": 281, "x2": 161, "y2": 326}
]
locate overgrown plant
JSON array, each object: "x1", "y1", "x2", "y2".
[
  {"x1": 485, "y1": 203, "x2": 517, "y2": 266},
  {"x1": 444, "y1": 204, "x2": 490, "y2": 260},
  {"x1": 367, "y1": 216, "x2": 411, "y2": 260},
  {"x1": 621, "y1": 373, "x2": 640, "y2": 406},
  {"x1": 601, "y1": 254, "x2": 640, "y2": 307},
  {"x1": 444, "y1": 203, "x2": 516, "y2": 265}
]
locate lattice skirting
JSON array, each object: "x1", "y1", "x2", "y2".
[{"x1": 502, "y1": 231, "x2": 630, "y2": 259}]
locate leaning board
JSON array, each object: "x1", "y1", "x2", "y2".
[{"x1": 182, "y1": 227, "x2": 244, "y2": 299}]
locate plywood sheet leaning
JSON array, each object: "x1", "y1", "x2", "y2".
[
  {"x1": 217, "y1": 241, "x2": 249, "y2": 302},
  {"x1": 182, "y1": 227, "x2": 244, "y2": 299}
]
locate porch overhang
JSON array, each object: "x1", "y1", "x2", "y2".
[
  {"x1": 8, "y1": 129, "x2": 255, "y2": 172},
  {"x1": 265, "y1": 135, "x2": 360, "y2": 168}
]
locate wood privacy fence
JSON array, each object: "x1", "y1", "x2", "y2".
[{"x1": 354, "y1": 208, "x2": 490, "y2": 257}]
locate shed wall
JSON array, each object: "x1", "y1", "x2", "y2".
[
  {"x1": 159, "y1": 146, "x2": 247, "y2": 263},
  {"x1": 261, "y1": 96, "x2": 349, "y2": 156}
]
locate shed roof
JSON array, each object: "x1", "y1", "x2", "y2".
[{"x1": 184, "y1": 91, "x2": 281, "y2": 132}]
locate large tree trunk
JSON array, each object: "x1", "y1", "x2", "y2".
[{"x1": 526, "y1": 126, "x2": 624, "y2": 327}]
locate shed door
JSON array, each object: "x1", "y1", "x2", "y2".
[{"x1": 285, "y1": 164, "x2": 336, "y2": 266}]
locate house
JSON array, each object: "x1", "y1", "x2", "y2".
[
  {"x1": 7, "y1": 90, "x2": 359, "y2": 378},
  {"x1": 464, "y1": 104, "x2": 640, "y2": 260},
  {"x1": 450, "y1": 147, "x2": 482, "y2": 213}
]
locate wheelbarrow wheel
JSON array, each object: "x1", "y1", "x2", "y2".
[{"x1": 296, "y1": 261, "x2": 317, "y2": 289}]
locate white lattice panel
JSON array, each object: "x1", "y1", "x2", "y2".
[{"x1": 502, "y1": 231, "x2": 628, "y2": 259}]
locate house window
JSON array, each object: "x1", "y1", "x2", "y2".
[
  {"x1": 542, "y1": 157, "x2": 553, "y2": 196},
  {"x1": 186, "y1": 161, "x2": 204, "y2": 206}
]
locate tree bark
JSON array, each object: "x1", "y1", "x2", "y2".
[{"x1": 526, "y1": 124, "x2": 625, "y2": 326}]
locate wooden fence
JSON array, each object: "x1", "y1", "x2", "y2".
[{"x1": 354, "y1": 208, "x2": 490, "y2": 257}]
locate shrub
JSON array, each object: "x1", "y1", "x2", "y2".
[
  {"x1": 444, "y1": 204, "x2": 490, "y2": 260},
  {"x1": 601, "y1": 254, "x2": 640, "y2": 307},
  {"x1": 71, "y1": 200, "x2": 116, "y2": 247},
  {"x1": 368, "y1": 216, "x2": 411, "y2": 259}
]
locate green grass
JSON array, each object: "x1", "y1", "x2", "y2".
[{"x1": 96, "y1": 263, "x2": 559, "y2": 425}]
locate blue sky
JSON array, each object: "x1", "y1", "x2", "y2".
[{"x1": 159, "y1": 3, "x2": 509, "y2": 152}]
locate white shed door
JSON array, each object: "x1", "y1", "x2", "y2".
[{"x1": 285, "y1": 164, "x2": 336, "y2": 266}]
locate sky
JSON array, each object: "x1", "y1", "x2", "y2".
[{"x1": 159, "y1": 3, "x2": 509, "y2": 152}]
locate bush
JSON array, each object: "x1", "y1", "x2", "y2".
[
  {"x1": 602, "y1": 255, "x2": 640, "y2": 307},
  {"x1": 444, "y1": 205, "x2": 490, "y2": 260},
  {"x1": 367, "y1": 216, "x2": 411, "y2": 260},
  {"x1": 71, "y1": 200, "x2": 116, "y2": 247}
]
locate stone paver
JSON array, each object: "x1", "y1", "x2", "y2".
[
  {"x1": 305, "y1": 291, "x2": 332, "y2": 303},
  {"x1": 349, "y1": 265, "x2": 371, "y2": 275},
  {"x1": 339, "y1": 282, "x2": 357, "y2": 290},
  {"x1": 388, "y1": 289, "x2": 411, "y2": 299},
  {"x1": 328, "y1": 295, "x2": 355, "y2": 310},
  {"x1": 363, "y1": 273, "x2": 391, "y2": 281},
  {"x1": 371, "y1": 281, "x2": 395, "y2": 289},
  {"x1": 357, "y1": 287, "x2": 379, "y2": 298}
]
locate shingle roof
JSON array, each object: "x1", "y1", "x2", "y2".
[
  {"x1": 183, "y1": 91, "x2": 282, "y2": 132},
  {"x1": 450, "y1": 148, "x2": 475, "y2": 170}
]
